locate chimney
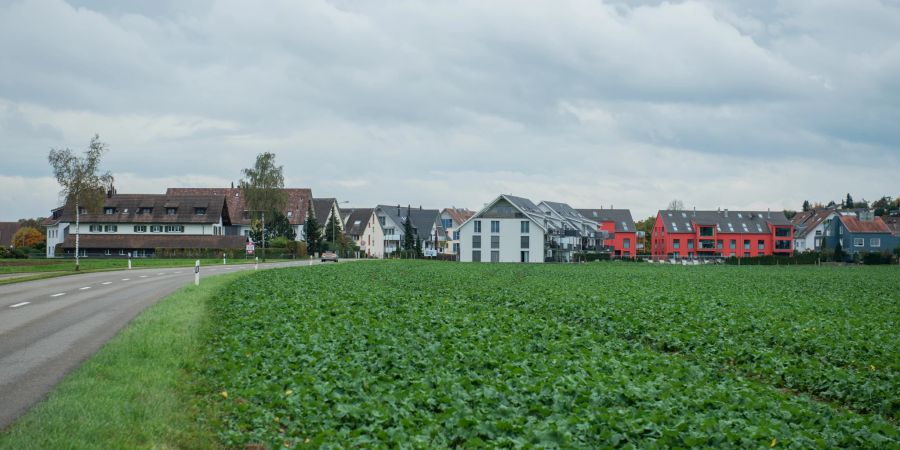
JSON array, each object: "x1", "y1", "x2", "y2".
[
  {"x1": 419, "y1": 205, "x2": 422, "y2": 210},
  {"x1": 693, "y1": 206, "x2": 696, "y2": 217},
  {"x1": 231, "y1": 181, "x2": 234, "y2": 189},
  {"x1": 397, "y1": 204, "x2": 401, "y2": 215},
  {"x1": 767, "y1": 208, "x2": 771, "y2": 219},
  {"x1": 724, "y1": 209, "x2": 729, "y2": 217}
]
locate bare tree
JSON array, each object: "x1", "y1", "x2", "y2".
[
  {"x1": 666, "y1": 199, "x2": 685, "y2": 211},
  {"x1": 48, "y1": 135, "x2": 114, "y2": 270}
]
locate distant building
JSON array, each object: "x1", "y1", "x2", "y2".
[
  {"x1": 821, "y1": 211, "x2": 896, "y2": 258},
  {"x1": 441, "y1": 207, "x2": 475, "y2": 256},
  {"x1": 791, "y1": 209, "x2": 839, "y2": 252},
  {"x1": 457, "y1": 195, "x2": 548, "y2": 263},
  {"x1": 651, "y1": 209, "x2": 794, "y2": 260},
  {"x1": 342, "y1": 208, "x2": 374, "y2": 255},
  {"x1": 576, "y1": 209, "x2": 639, "y2": 258},
  {"x1": 0, "y1": 222, "x2": 21, "y2": 249},
  {"x1": 365, "y1": 205, "x2": 444, "y2": 258}
]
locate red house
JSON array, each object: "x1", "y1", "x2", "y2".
[
  {"x1": 577, "y1": 209, "x2": 639, "y2": 258},
  {"x1": 651, "y1": 209, "x2": 793, "y2": 260}
]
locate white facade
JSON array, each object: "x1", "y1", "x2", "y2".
[
  {"x1": 360, "y1": 211, "x2": 385, "y2": 258},
  {"x1": 457, "y1": 195, "x2": 547, "y2": 263},
  {"x1": 794, "y1": 212, "x2": 837, "y2": 252}
]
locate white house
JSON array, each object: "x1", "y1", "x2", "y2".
[
  {"x1": 364, "y1": 205, "x2": 445, "y2": 258},
  {"x1": 440, "y1": 207, "x2": 475, "y2": 256},
  {"x1": 457, "y1": 195, "x2": 548, "y2": 263},
  {"x1": 791, "y1": 209, "x2": 839, "y2": 252}
]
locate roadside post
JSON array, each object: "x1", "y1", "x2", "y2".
[
  {"x1": 255, "y1": 256, "x2": 259, "y2": 270},
  {"x1": 195, "y1": 260, "x2": 200, "y2": 286},
  {"x1": 223, "y1": 253, "x2": 226, "y2": 265},
  {"x1": 127, "y1": 252, "x2": 132, "y2": 270}
]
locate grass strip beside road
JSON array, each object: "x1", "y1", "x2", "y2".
[
  {"x1": 0, "y1": 272, "x2": 248, "y2": 450},
  {"x1": 0, "y1": 258, "x2": 293, "y2": 275}
]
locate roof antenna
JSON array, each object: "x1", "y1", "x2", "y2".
[{"x1": 767, "y1": 208, "x2": 771, "y2": 219}]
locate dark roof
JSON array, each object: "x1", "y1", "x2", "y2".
[
  {"x1": 44, "y1": 194, "x2": 229, "y2": 225},
  {"x1": 883, "y1": 216, "x2": 900, "y2": 236},
  {"x1": 312, "y1": 198, "x2": 336, "y2": 223},
  {"x1": 791, "y1": 209, "x2": 837, "y2": 238},
  {"x1": 576, "y1": 209, "x2": 636, "y2": 232},
  {"x1": 0, "y1": 222, "x2": 21, "y2": 248},
  {"x1": 376, "y1": 205, "x2": 443, "y2": 239},
  {"x1": 343, "y1": 208, "x2": 373, "y2": 236},
  {"x1": 657, "y1": 210, "x2": 791, "y2": 233},
  {"x1": 61, "y1": 234, "x2": 247, "y2": 249},
  {"x1": 838, "y1": 215, "x2": 892, "y2": 234},
  {"x1": 442, "y1": 208, "x2": 475, "y2": 226},
  {"x1": 166, "y1": 188, "x2": 312, "y2": 225}
]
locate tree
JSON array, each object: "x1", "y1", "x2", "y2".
[
  {"x1": 268, "y1": 212, "x2": 296, "y2": 240},
  {"x1": 634, "y1": 216, "x2": 656, "y2": 255},
  {"x1": 845, "y1": 193, "x2": 854, "y2": 209},
  {"x1": 303, "y1": 201, "x2": 323, "y2": 255},
  {"x1": 402, "y1": 206, "x2": 416, "y2": 254},
  {"x1": 13, "y1": 227, "x2": 44, "y2": 248},
  {"x1": 783, "y1": 210, "x2": 797, "y2": 220},
  {"x1": 834, "y1": 240, "x2": 845, "y2": 262},
  {"x1": 872, "y1": 196, "x2": 891, "y2": 216},
  {"x1": 666, "y1": 199, "x2": 685, "y2": 211},
  {"x1": 324, "y1": 205, "x2": 343, "y2": 245},
  {"x1": 48, "y1": 135, "x2": 114, "y2": 271},
  {"x1": 827, "y1": 200, "x2": 836, "y2": 208},
  {"x1": 802, "y1": 200, "x2": 811, "y2": 212},
  {"x1": 414, "y1": 237, "x2": 423, "y2": 258},
  {"x1": 240, "y1": 152, "x2": 287, "y2": 260}
]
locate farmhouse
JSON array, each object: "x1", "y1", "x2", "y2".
[
  {"x1": 651, "y1": 209, "x2": 794, "y2": 260},
  {"x1": 576, "y1": 208, "x2": 639, "y2": 258}
]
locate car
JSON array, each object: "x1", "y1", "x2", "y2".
[{"x1": 321, "y1": 251, "x2": 338, "y2": 263}]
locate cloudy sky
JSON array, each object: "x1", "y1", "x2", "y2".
[{"x1": 1, "y1": 0, "x2": 898, "y2": 221}]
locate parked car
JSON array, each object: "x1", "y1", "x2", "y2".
[{"x1": 321, "y1": 251, "x2": 338, "y2": 263}]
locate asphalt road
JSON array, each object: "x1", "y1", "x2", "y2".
[{"x1": 0, "y1": 259, "x2": 323, "y2": 430}]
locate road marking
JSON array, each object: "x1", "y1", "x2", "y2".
[
  {"x1": 122, "y1": 278, "x2": 130, "y2": 281},
  {"x1": 225, "y1": 267, "x2": 233, "y2": 270},
  {"x1": 101, "y1": 282, "x2": 112, "y2": 285},
  {"x1": 9, "y1": 302, "x2": 30, "y2": 308},
  {"x1": 79, "y1": 286, "x2": 91, "y2": 290},
  {"x1": 174, "y1": 271, "x2": 182, "y2": 274},
  {"x1": 140, "y1": 275, "x2": 148, "y2": 278},
  {"x1": 51, "y1": 293, "x2": 65, "y2": 297},
  {"x1": 157, "y1": 273, "x2": 166, "y2": 275}
]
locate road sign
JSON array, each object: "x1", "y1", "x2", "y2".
[{"x1": 246, "y1": 242, "x2": 255, "y2": 255}]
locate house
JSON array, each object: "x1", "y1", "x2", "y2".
[
  {"x1": 791, "y1": 209, "x2": 839, "y2": 252},
  {"x1": 343, "y1": 208, "x2": 373, "y2": 255},
  {"x1": 167, "y1": 187, "x2": 312, "y2": 240},
  {"x1": 457, "y1": 195, "x2": 549, "y2": 263},
  {"x1": 312, "y1": 198, "x2": 344, "y2": 230},
  {"x1": 576, "y1": 208, "x2": 639, "y2": 258},
  {"x1": 43, "y1": 192, "x2": 245, "y2": 258},
  {"x1": 651, "y1": 209, "x2": 793, "y2": 261},
  {"x1": 440, "y1": 207, "x2": 475, "y2": 256},
  {"x1": 822, "y1": 211, "x2": 896, "y2": 258},
  {"x1": 0, "y1": 222, "x2": 22, "y2": 249},
  {"x1": 366, "y1": 205, "x2": 444, "y2": 258},
  {"x1": 537, "y1": 201, "x2": 602, "y2": 262}
]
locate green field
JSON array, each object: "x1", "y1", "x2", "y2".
[{"x1": 202, "y1": 262, "x2": 899, "y2": 448}]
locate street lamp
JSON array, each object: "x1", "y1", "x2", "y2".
[{"x1": 332, "y1": 201, "x2": 349, "y2": 256}]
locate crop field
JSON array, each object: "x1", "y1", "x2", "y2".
[{"x1": 202, "y1": 262, "x2": 899, "y2": 448}]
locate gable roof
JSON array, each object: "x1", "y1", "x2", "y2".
[
  {"x1": 442, "y1": 208, "x2": 475, "y2": 226},
  {"x1": 376, "y1": 205, "x2": 442, "y2": 239},
  {"x1": 576, "y1": 209, "x2": 635, "y2": 232},
  {"x1": 657, "y1": 210, "x2": 791, "y2": 233},
  {"x1": 312, "y1": 198, "x2": 336, "y2": 223},
  {"x1": 883, "y1": 215, "x2": 900, "y2": 236},
  {"x1": 0, "y1": 222, "x2": 21, "y2": 248},
  {"x1": 791, "y1": 209, "x2": 838, "y2": 238},
  {"x1": 44, "y1": 194, "x2": 229, "y2": 225},
  {"x1": 838, "y1": 215, "x2": 892, "y2": 234},
  {"x1": 167, "y1": 188, "x2": 312, "y2": 226},
  {"x1": 458, "y1": 194, "x2": 548, "y2": 232},
  {"x1": 344, "y1": 208, "x2": 373, "y2": 236}
]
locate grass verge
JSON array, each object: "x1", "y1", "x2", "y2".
[
  {"x1": 0, "y1": 258, "x2": 294, "y2": 275},
  {"x1": 0, "y1": 272, "x2": 248, "y2": 450}
]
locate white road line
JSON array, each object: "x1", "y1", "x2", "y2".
[
  {"x1": 79, "y1": 286, "x2": 91, "y2": 290},
  {"x1": 139, "y1": 275, "x2": 148, "y2": 278},
  {"x1": 225, "y1": 267, "x2": 233, "y2": 270},
  {"x1": 101, "y1": 282, "x2": 112, "y2": 285},
  {"x1": 51, "y1": 293, "x2": 65, "y2": 297},
  {"x1": 157, "y1": 273, "x2": 166, "y2": 275},
  {"x1": 122, "y1": 278, "x2": 130, "y2": 281},
  {"x1": 9, "y1": 302, "x2": 30, "y2": 308},
  {"x1": 174, "y1": 271, "x2": 182, "y2": 274}
]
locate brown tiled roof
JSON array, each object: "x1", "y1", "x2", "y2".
[
  {"x1": 44, "y1": 195, "x2": 229, "y2": 225},
  {"x1": 167, "y1": 188, "x2": 312, "y2": 226},
  {"x1": 838, "y1": 215, "x2": 892, "y2": 234},
  {"x1": 442, "y1": 208, "x2": 475, "y2": 226},
  {"x1": 0, "y1": 222, "x2": 21, "y2": 248},
  {"x1": 791, "y1": 209, "x2": 837, "y2": 238},
  {"x1": 61, "y1": 234, "x2": 247, "y2": 249}
]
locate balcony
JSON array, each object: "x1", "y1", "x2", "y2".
[{"x1": 774, "y1": 240, "x2": 792, "y2": 251}]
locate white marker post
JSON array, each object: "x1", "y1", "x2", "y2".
[
  {"x1": 223, "y1": 253, "x2": 227, "y2": 265},
  {"x1": 127, "y1": 252, "x2": 132, "y2": 270},
  {"x1": 194, "y1": 260, "x2": 200, "y2": 286},
  {"x1": 255, "y1": 256, "x2": 259, "y2": 270}
]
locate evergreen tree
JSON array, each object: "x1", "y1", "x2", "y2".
[
  {"x1": 402, "y1": 207, "x2": 415, "y2": 252},
  {"x1": 414, "y1": 238, "x2": 423, "y2": 257},
  {"x1": 802, "y1": 200, "x2": 811, "y2": 212},
  {"x1": 304, "y1": 202, "x2": 323, "y2": 254},
  {"x1": 845, "y1": 193, "x2": 854, "y2": 209},
  {"x1": 252, "y1": 212, "x2": 294, "y2": 242},
  {"x1": 324, "y1": 206, "x2": 342, "y2": 246},
  {"x1": 834, "y1": 240, "x2": 845, "y2": 262}
]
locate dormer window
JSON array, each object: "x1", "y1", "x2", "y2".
[
  {"x1": 104, "y1": 207, "x2": 116, "y2": 215},
  {"x1": 139, "y1": 207, "x2": 152, "y2": 215},
  {"x1": 166, "y1": 207, "x2": 177, "y2": 215},
  {"x1": 122, "y1": 208, "x2": 129, "y2": 214},
  {"x1": 287, "y1": 211, "x2": 293, "y2": 217},
  {"x1": 194, "y1": 207, "x2": 207, "y2": 215}
]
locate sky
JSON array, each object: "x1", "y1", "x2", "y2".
[{"x1": 1, "y1": 0, "x2": 898, "y2": 221}]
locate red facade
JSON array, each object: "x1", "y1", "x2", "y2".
[
  {"x1": 651, "y1": 210, "x2": 793, "y2": 260},
  {"x1": 596, "y1": 221, "x2": 637, "y2": 258}
]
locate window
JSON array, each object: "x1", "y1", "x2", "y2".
[
  {"x1": 673, "y1": 239, "x2": 680, "y2": 249},
  {"x1": 151, "y1": 225, "x2": 163, "y2": 233},
  {"x1": 452, "y1": 243, "x2": 459, "y2": 253},
  {"x1": 378, "y1": 216, "x2": 386, "y2": 226},
  {"x1": 104, "y1": 225, "x2": 117, "y2": 232},
  {"x1": 491, "y1": 251, "x2": 500, "y2": 263},
  {"x1": 287, "y1": 211, "x2": 293, "y2": 218},
  {"x1": 104, "y1": 249, "x2": 111, "y2": 255},
  {"x1": 491, "y1": 235, "x2": 500, "y2": 249},
  {"x1": 521, "y1": 221, "x2": 530, "y2": 233},
  {"x1": 730, "y1": 240, "x2": 736, "y2": 249},
  {"x1": 758, "y1": 240, "x2": 765, "y2": 251},
  {"x1": 104, "y1": 207, "x2": 115, "y2": 215},
  {"x1": 165, "y1": 225, "x2": 185, "y2": 233},
  {"x1": 134, "y1": 225, "x2": 147, "y2": 233},
  {"x1": 122, "y1": 208, "x2": 128, "y2": 214},
  {"x1": 139, "y1": 207, "x2": 152, "y2": 215},
  {"x1": 717, "y1": 240, "x2": 723, "y2": 249},
  {"x1": 385, "y1": 227, "x2": 395, "y2": 236},
  {"x1": 699, "y1": 226, "x2": 714, "y2": 237},
  {"x1": 744, "y1": 240, "x2": 750, "y2": 251},
  {"x1": 472, "y1": 235, "x2": 481, "y2": 249},
  {"x1": 89, "y1": 225, "x2": 100, "y2": 232},
  {"x1": 166, "y1": 208, "x2": 177, "y2": 215},
  {"x1": 853, "y1": 238, "x2": 864, "y2": 247},
  {"x1": 195, "y1": 207, "x2": 207, "y2": 215},
  {"x1": 687, "y1": 239, "x2": 694, "y2": 249},
  {"x1": 520, "y1": 251, "x2": 529, "y2": 262},
  {"x1": 491, "y1": 220, "x2": 500, "y2": 233},
  {"x1": 839, "y1": 227, "x2": 843, "y2": 235},
  {"x1": 442, "y1": 218, "x2": 452, "y2": 229},
  {"x1": 453, "y1": 231, "x2": 460, "y2": 240},
  {"x1": 623, "y1": 238, "x2": 630, "y2": 249},
  {"x1": 871, "y1": 238, "x2": 881, "y2": 247},
  {"x1": 119, "y1": 249, "x2": 126, "y2": 256},
  {"x1": 472, "y1": 250, "x2": 481, "y2": 262},
  {"x1": 474, "y1": 220, "x2": 482, "y2": 233},
  {"x1": 521, "y1": 236, "x2": 530, "y2": 248}
]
